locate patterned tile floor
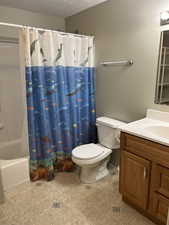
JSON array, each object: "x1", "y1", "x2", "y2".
[{"x1": 0, "y1": 172, "x2": 155, "y2": 225}]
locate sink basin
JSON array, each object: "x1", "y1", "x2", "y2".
[
  {"x1": 144, "y1": 126, "x2": 169, "y2": 139},
  {"x1": 121, "y1": 109, "x2": 169, "y2": 146}
]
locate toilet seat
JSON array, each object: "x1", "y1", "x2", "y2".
[
  {"x1": 72, "y1": 143, "x2": 112, "y2": 167},
  {"x1": 72, "y1": 144, "x2": 104, "y2": 160}
]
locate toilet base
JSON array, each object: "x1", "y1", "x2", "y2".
[{"x1": 80, "y1": 156, "x2": 110, "y2": 184}]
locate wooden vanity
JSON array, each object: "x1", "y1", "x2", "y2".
[{"x1": 120, "y1": 132, "x2": 169, "y2": 225}]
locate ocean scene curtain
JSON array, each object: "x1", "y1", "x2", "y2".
[{"x1": 21, "y1": 28, "x2": 96, "y2": 180}]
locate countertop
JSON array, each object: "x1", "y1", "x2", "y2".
[{"x1": 120, "y1": 109, "x2": 169, "y2": 147}]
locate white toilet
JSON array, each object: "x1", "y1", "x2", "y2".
[{"x1": 72, "y1": 117, "x2": 126, "y2": 183}]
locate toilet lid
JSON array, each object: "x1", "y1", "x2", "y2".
[{"x1": 72, "y1": 144, "x2": 104, "y2": 160}]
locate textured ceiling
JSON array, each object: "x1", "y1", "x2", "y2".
[{"x1": 0, "y1": 0, "x2": 108, "y2": 17}]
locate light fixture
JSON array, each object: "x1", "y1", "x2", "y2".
[
  {"x1": 161, "y1": 11, "x2": 169, "y2": 26},
  {"x1": 161, "y1": 11, "x2": 169, "y2": 20}
]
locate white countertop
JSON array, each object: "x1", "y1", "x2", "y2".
[{"x1": 120, "y1": 109, "x2": 169, "y2": 147}]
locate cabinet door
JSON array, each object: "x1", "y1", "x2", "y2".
[
  {"x1": 149, "y1": 164, "x2": 169, "y2": 224},
  {"x1": 151, "y1": 164, "x2": 169, "y2": 198},
  {"x1": 151, "y1": 193, "x2": 169, "y2": 224},
  {"x1": 121, "y1": 151, "x2": 151, "y2": 210}
]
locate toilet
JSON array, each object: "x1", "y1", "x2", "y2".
[{"x1": 72, "y1": 117, "x2": 126, "y2": 183}]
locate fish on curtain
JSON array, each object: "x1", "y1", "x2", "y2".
[{"x1": 21, "y1": 28, "x2": 96, "y2": 181}]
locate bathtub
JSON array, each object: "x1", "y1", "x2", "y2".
[{"x1": 0, "y1": 138, "x2": 30, "y2": 191}]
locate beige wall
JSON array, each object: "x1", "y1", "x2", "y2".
[
  {"x1": 0, "y1": 6, "x2": 65, "y2": 38},
  {"x1": 0, "y1": 170, "x2": 4, "y2": 203},
  {"x1": 66, "y1": 0, "x2": 169, "y2": 122}
]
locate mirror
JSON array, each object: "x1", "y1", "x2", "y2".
[{"x1": 155, "y1": 30, "x2": 169, "y2": 104}]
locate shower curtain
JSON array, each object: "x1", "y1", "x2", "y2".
[{"x1": 21, "y1": 28, "x2": 96, "y2": 180}]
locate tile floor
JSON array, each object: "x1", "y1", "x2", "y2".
[{"x1": 0, "y1": 172, "x2": 155, "y2": 225}]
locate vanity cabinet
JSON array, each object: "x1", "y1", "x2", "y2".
[{"x1": 120, "y1": 132, "x2": 169, "y2": 225}]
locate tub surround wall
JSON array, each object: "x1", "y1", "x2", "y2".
[
  {"x1": 66, "y1": 0, "x2": 169, "y2": 122},
  {"x1": 0, "y1": 6, "x2": 65, "y2": 156},
  {"x1": 0, "y1": 33, "x2": 30, "y2": 193},
  {"x1": 0, "y1": 45, "x2": 21, "y2": 145}
]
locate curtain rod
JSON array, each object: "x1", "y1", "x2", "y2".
[{"x1": 0, "y1": 22, "x2": 94, "y2": 38}]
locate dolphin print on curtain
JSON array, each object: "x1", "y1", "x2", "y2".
[{"x1": 21, "y1": 28, "x2": 96, "y2": 180}]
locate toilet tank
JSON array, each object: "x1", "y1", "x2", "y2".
[{"x1": 96, "y1": 117, "x2": 126, "y2": 149}]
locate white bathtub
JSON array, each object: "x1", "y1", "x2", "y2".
[{"x1": 0, "y1": 139, "x2": 30, "y2": 191}]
